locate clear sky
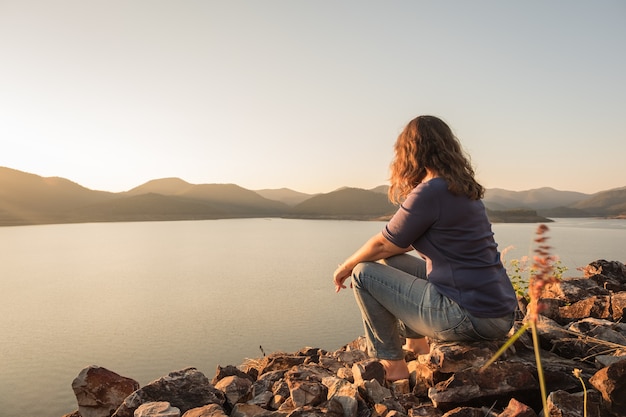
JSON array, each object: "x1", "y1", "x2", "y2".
[{"x1": 1, "y1": 1, "x2": 624, "y2": 194}]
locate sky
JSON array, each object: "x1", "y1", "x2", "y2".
[{"x1": 1, "y1": 1, "x2": 625, "y2": 195}]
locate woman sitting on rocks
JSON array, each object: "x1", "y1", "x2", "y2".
[{"x1": 333, "y1": 115, "x2": 517, "y2": 381}]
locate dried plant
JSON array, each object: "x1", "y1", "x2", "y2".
[{"x1": 481, "y1": 224, "x2": 559, "y2": 415}]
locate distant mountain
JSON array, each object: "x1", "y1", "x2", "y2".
[
  {"x1": 570, "y1": 187, "x2": 626, "y2": 216},
  {"x1": 288, "y1": 187, "x2": 397, "y2": 219},
  {"x1": 254, "y1": 188, "x2": 314, "y2": 206},
  {"x1": 484, "y1": 187, "x2": 590, "y2": 210},
  {"x1": 0, "y1": 167, "x2": 114, "y2": 225},
  {"x1": 1, "y1": 166, "x2": 625, "y2": 226},
  {"x1": 125, "y1": 177, "x2": 194, "y2": 196}
]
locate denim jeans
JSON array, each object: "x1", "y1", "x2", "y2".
[{"x1": 351, "y1": 254, "x2": 514, "y2": 360}]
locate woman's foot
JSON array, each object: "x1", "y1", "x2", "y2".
[
  {"x1": 403, "y1": 337, "x2": 430, "y2": 355},
  {"x1": 379, "y1": 359, "x2": 409, "y2": 381}
]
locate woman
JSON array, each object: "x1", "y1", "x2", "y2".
[{"x1": 333, "y1": 115, "x2": 517, "y2": 381}]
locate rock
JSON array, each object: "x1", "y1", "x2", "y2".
[
  {"x1": 213, "y1": 375, "x2": 252, "y2": 407},
  {"x1": 583, "y1": 260, "x2": 626, "y2": 292},
  {"x1": 71, "y1": 365, "x2": 139, "y2": 417},
  {"x1": 542, "y1": 278, "x2": 610, "y2": 303},
  {"x1": 589, "y1": 358, "x2": 626, "y2": 409},
  {"x1": 497, "y1": 398, "x2": 537, "y2": 417},
  {"x1": 439, "y1": 407, "x2": 485, "y2": 417},
  {"x1": 611, "y1": 292, "x2": 626, "y2": 321},
  {"x1": 428, "y1": 361, "x2": 536, "y2": 409},
  {"x1": 426, "y1": 341, "x2": 503, "y2": 374},
  {"x1": 568, "y1": 318, "x2": 626, "y2": 346},
  {"x1": 229, "y1": 403, "x2": 272, "y2": 417},
  {"x1": 181, "y1": 404, "x2": 228, "y2": 417},
  {"x1": 134, "y1": 402, "x2": 181, "y2": 417},
  {"x1": 112, "y1": 368, "x2": 225, "y2": 417},
  {"x1": 352, "y1": 359, "x2": 385, "y2": 387},
  {"x1": 322, "y1": 376, "x2": 359, "y2": 417},
  {"x1": 284, "y1": 366, "x2": 329, "y2": 408},
  {"x1": 546, "y1": 390, "x2": 602, "y2": 417}
]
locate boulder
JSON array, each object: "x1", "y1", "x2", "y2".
[
  {"x1": 71, "y1": 365, "x2": 139, "y2": 417},
  {"x1": 134, "y1": 402, "x2": 180, "y2": 417},
  {"x1": 589, "y1": 358, "x2": 626, "y2": 410},
  {"x1": 180, "y1": 404, "x2": 228, "y2": 417},
  {"x1": 213, "y1": 375, "x2": 252, "y2": 407},
  {"x1": 112, "y1": 368, "x2": 225, "y2": 417}
]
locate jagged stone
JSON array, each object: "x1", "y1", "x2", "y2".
[
  {"x1": 271, "y1": 379, "x2": 291, "y2": 409},
  {"x1": 611, "y1": 292, "x2": 626, "y2": 321},
  {"x1": 439, "y1": 407, "x2": 485, "y2": 417},
  {"x1": 259, "y1": 355, "x2": 307, "y2": 374},
  {"x1": 252, "y1": 370, "x2": 287, "y2": 398},
  {"x1": 390, "y1": 379, "x2": 410, "y2": 396},
  {"x1": 428, "y1": 361, "x2": 536, "y2": 409},
  {"x1": 322, "y1": 376, "x2": 359, "y2": 417},
  {"x1": 134, "y1": 402, "x2": 181, "y2": 417},
  {"x1": 583, "y1": 260, "x2": 626, "y2": 292},
  {"x1": 319, "y1": 356, "x2": 345, "y2": 374},
  {"x1": 407, "y1": 404, "x2": 443, "y2": 416},
  {"x1": 336, "y1": 366, "x2": 354, "y2": 382},
  {"x1": 230, "y1": 403, "x2": 272, "y2": 417},
  {"x1": 568, "y1": 318, "x2": 626, "y2": 346},
  {"x1": 596, "y1": 353, "x2": 626, "y2": 368},
  {"x1": 284, "y1": 365, "x2": 331, "y2": 408},
  {"x1": 352, "y1": 359, "x2": 385, "y2": 387},
  {"x1": 589, "y1": 358, "x2": 626, "y2": 409},
  {"x1": 211, "y1": 365, "x2": 256, "y2": 385},
  {"x1": 533, "y1": 314, "x2": 608, "y2": 360},
  {"x1": 559, "y1": 295, "x2": 611, "y2": 320},
  {"x1": 111, "y1": 368, "x2": 225, "y2": 417},
  {"x1": 335, "y1": 350, "x2": 369, "y2": 367},
  {"x1": 497, "y1": 398, "x2": 536, "y2": 417},
  {"x1": 181, "y1": 404, "x2": 228, "y2": 417},
  {"x1": 542, "y1": 277, "x2": 611, "y2": 302},
  {"x1": 214, "y1": 375, "x2": 252, "y2": 406},
  {"x1": 426, "y1": 341, "x2": 502, "y2": 374},
  {"x1": 546, "y1": 390, "x2": 602, "y2": 417},
  {"x1": 361, "y1": 378, "x2": 392, "y2": 403},
  {"x1": 71, "y1": 365, "x2": 140, "y2": 417},
  {"x1": 248, "y1": 391, "x2": 273, "y2": 408}
]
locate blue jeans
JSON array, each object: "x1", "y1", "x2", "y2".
[{"x1": 351, "y1": 254, "x2": 514, "y2": 360}]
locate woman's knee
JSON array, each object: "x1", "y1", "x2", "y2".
[{"x1": 351, "y1": 261, "x2": 373, "y2": 289}]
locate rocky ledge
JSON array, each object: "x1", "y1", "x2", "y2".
[{"x1": 63, "y1": 260, "x2": 626, "y2": 417}]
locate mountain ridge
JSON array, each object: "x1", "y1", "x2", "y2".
[{"x1": 1, "y1": 166, "x2": 624, "y2": 226}]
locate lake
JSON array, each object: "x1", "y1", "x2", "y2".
[{"x1": 0, "y1": 218, "x2": 624, "y2": 417}]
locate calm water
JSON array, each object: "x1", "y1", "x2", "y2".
[{"x1": 0, "y1": 218, "x2": 624, "y2": 417}]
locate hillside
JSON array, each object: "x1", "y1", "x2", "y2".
[
  {"x1": 571, "y1": 187, "x2": 626, "y2": 216},
  {"x1": 254, "y1": 188, "x2": 314, "y2": 206},
  {"x1": 1, "y1": 166, "x2": 625, "y2": 226},
  {"x1": 483, "y1": 187, "x2": 590, "y2": 210},
  {"x1": 288, "y1": 187, "x2": 397, "y2": 220}
]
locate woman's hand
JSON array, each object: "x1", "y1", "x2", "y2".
[
  {"x1": 333, "y1": 263, "x2": 352, "y2": 293},
  {"x1": 333, "y1": 232, "x2": 409, "y2": 293}
]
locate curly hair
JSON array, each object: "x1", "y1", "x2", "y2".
[{"x1": 388, "y1": 115, "x2": 484, "y2": 204}]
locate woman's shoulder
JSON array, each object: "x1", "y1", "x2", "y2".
[{"x1": 414, "y1": 177, "x2": 448, "y2": 194}]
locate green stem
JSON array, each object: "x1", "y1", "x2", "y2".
[
  {"x1": 530, "y1": 321, "x2": 548, "y2": 415},
  {"x1": 480, "y1": 322, "x2": 530, "y2": 372}
]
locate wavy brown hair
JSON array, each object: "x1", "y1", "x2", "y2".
[{"x1": 388, "y1": 115, "x2": 484, "y2": 204}]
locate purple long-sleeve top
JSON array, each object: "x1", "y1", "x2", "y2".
[{"x1": 382, "y1": 178, "x2": 517, "y2": 318}]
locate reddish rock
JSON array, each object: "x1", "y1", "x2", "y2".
[{"x1": 71, "y1": 365, "x2": 139, "y2": 417}]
